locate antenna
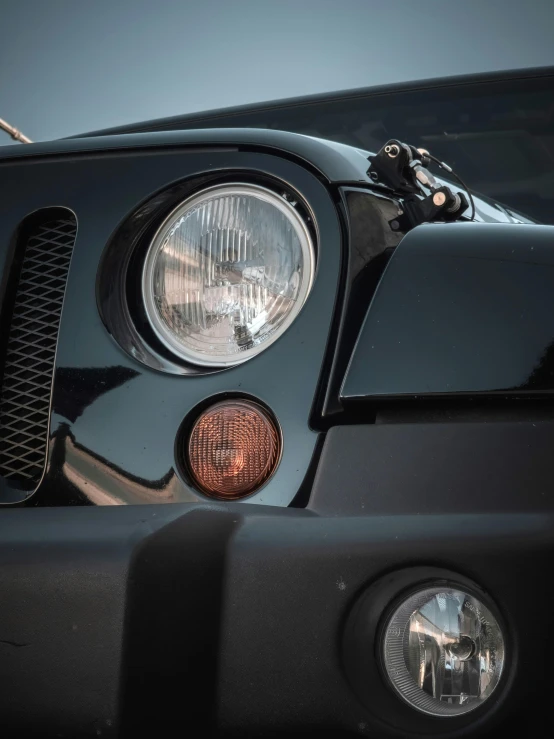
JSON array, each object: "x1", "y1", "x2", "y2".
[{"x1": 0, "y1": 118, "x2": 32, "y2": 144}]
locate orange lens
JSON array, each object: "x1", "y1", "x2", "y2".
[{"x1": 187, "y1": 400, "x2": 281, "y2": 499}]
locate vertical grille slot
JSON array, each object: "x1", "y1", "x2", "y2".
[{"x1": 0, "y1": 212, "x2": 77, "y2": 494}]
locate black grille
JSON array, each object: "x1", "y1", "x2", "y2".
[{"x1": 0, "y1": 217, "x2": 77, "y2": 488}]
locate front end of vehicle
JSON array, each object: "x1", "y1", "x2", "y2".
[{"x1": 0, "y1": 125, "x2": 551, "y2": 737}]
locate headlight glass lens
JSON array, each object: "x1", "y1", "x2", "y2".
[
  {"x1": 142, "y1": 183, "x2": 315, "y2": 366},
  {"x1": 383, "y1": 586, "x2": 505, "y2": 717}
]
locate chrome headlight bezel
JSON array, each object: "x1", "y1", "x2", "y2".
[{"x1": 141, "y1": 182, "x2": 316, "y2": 368}]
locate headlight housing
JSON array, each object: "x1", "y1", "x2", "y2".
[{"x1": 142, "y1": 183, "x2": 315, "y2": 367}]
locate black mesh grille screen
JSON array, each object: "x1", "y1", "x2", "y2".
[{"x1": 0, "y1": 217, "x2": 77, "y2": 488}]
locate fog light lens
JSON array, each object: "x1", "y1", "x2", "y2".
[
  {"x1": 187, "y1": 400, "x2": 281, "y2": 499},
  {"x1": 383, "y1": 586, "x2": 505, "y2": 716}
]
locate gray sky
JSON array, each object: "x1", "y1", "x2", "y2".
[{"x1": 1, "y1": 0, "x2": 553, "y2": 144}]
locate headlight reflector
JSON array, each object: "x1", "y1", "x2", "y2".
[{"x1": 142, "y1": 183, "x2": 315, "y2": 366}]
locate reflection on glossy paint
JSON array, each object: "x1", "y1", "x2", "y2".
[
  {"x1": 53, "y1": 366, "x2": 141, "y2": 423},
  {"x1": 343, "y1": 223, "x2": 554, "y2": 399},
  {"x1": 522, "y1": 340, "x2": 554, "y2": 390},
  {"x1": 40, "y1": 422, "x2": 199, "y2": 506}
]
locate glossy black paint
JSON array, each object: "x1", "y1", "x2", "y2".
[
  {"x1": 0, "y1": 133, "x2": 343, "y2": 507},
  {"x1": 343, "y1": 222, "x2": 554, "y2": 400},
  {"x1": 0, "y1": 127, "x2": 372, "y2": 185},
  {"x1": 314, "y1": 187, "x2": 403, "y2": 423}
]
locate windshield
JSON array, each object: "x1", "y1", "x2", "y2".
[{"x1": 169, "y1": 75, "x2": 554, "y2": 224}]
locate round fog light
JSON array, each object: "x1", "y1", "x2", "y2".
[{"x1": 382, "y1": 586, "x2": 505, "y2": 717}]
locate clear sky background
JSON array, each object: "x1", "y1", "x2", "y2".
[{"x1": 1, "y1": 0, "x2": 553, "y2": 144}]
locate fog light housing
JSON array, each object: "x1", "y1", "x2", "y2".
[
  {"x1": 187, "y1": 400, "x2": 281, "y2": 499},
  {"x1": 382, "y1": 585, "x2": 505, "y2": 717}
]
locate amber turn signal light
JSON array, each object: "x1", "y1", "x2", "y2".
[{"x1": 187, "y1": 400, "x2": 281, "y2": 499}]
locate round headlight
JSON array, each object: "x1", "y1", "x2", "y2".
[
  {"x1": 382, "y1": 586, "x2": 505, "y2": 717},
  {"x1": 142, "y1": 183, "x2": 315, "y2": 366}
]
